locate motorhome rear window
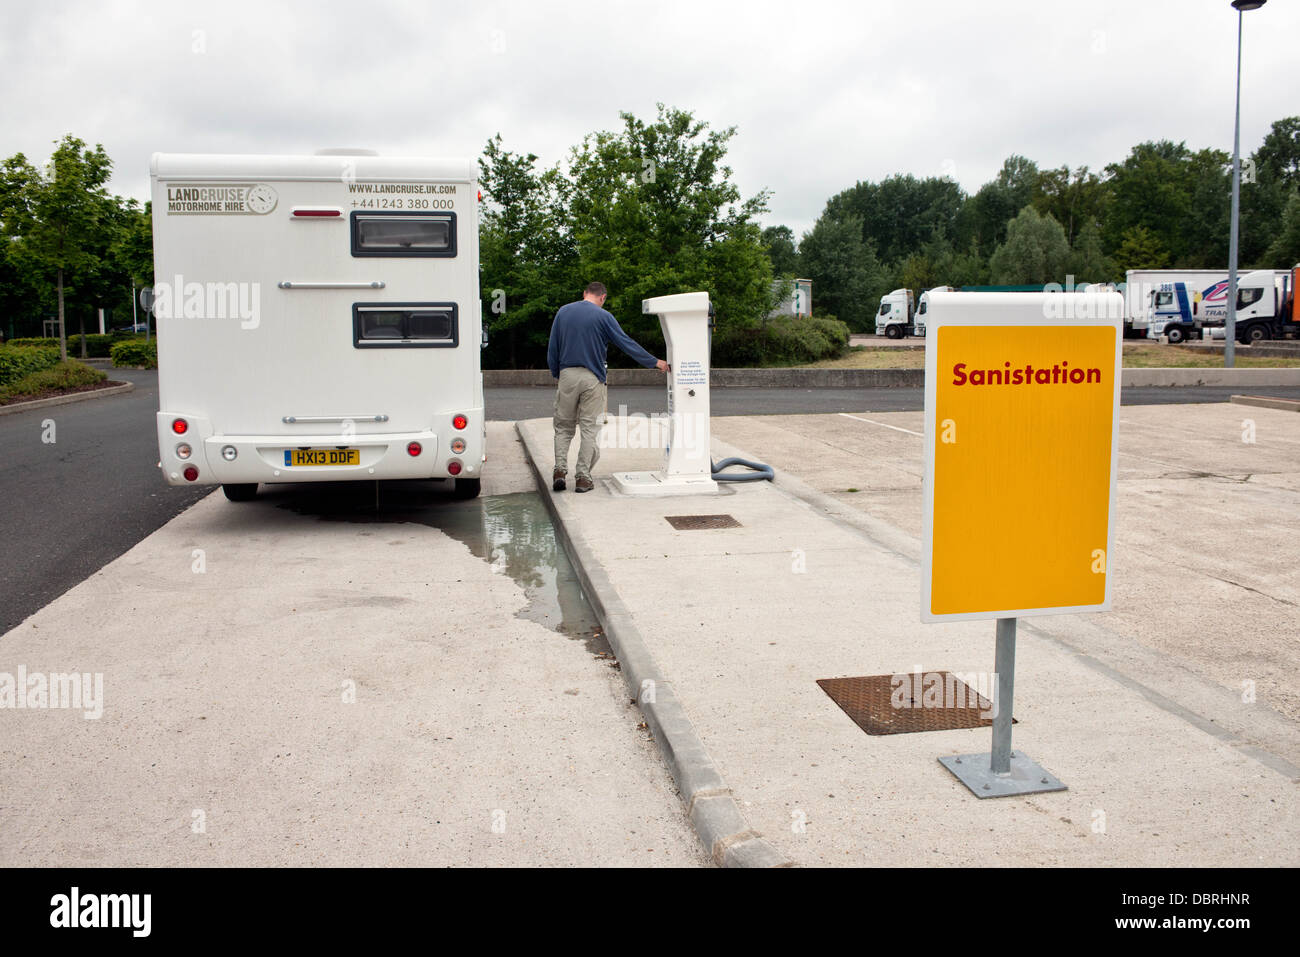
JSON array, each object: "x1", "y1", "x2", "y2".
[
  {"x1": 352, "y1": 303, "x2": 458, "y2": 348},
  {"x1": 351, "y1": 212, "x2": 456, "y2": 257}
]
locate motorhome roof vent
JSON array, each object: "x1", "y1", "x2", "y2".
[{"x1": 314, "y1": 148, "x2": 379, "y2": 156}]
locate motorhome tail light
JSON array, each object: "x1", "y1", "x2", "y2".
[
  {"x1": 407, "y1": 441, "x2": 422, "y2": 457},
  {"x1": 221, "y1": 445, "x2": 238, "y2": 461},
  {"x1": 172, "y1": 418, "x2": 188, "y2": 435},
  {"x1": 175, "y1": 443, "x2": 192, "y2": 459},
  {"x1": 450, "y1": 438, "x2": 466, "y2": 454},
  {"x1": 452, "y1": 414, "x2": 468, "y2": 430},
  {"x1": 447, "y1": 460, "x2": 462, "y2": 476},
  {"x1": 292, "y1": 208, "x2": 342, "y2": 217},
  {"x1": 182, "y1": 466, "x2": 199, "y2": 482}
]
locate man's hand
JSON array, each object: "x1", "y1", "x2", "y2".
[{"x1": 656, "y1": 359, "x2": 670, "y2": 372}]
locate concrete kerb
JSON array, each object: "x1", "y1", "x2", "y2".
[
  {"x1": 1231, "y1": 394, "x2": 1300, "y2": 412},
  {"x1": 0, "y1": 381, "x2": 134, "y2": 417},
  {"x1": 1122, "y1": 367, "x2": 1300, "y2": 387},
  {"x1": 514, "y1": 420, "x2": 796, "y2": 868}
]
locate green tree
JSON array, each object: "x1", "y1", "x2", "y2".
[
  {"x1": 1242, "y1": 116, "x2": 1300, "y2": 265},
  {"x1": 1111, "y1": 225, "x2": 1171, "y2": 273},
  {"x1": 0, "y1": 156, "x2": 46, "y2": 339},
  {"x1": 478, "y1": 134, "x2": 576, "y2": 367},
  {"x1": 987, "y1": 205, "x2": 1070, "y2": 285},
  {"x1": 8, "y1": 136, "x2": 116, "y2": 359},
  {"x1": 1102, "y1": 140, "x2": 1228, "y2": 266},
  {"x1": 1033, "y1": 165, "x2": 1108, "y2": 247},
  {"x1": 566, "y1": 104, "x2": 773, "y2": 357},
  {"x1": 112, "y1": 199, "x2": 154, "y2": 287},
  {"x1": 1263, "y1": 192, "x2": 1300, "y2": 266},
  {"x1": 1253, "y1": 115, "x2": 1300, "y2": 190},
  {"x1": 824, "y1": 174, "x2": 965, "y2": 267},
  {"x1": 1068, "y1": 219, "x2": 1113, "y2": 281},
  {"x1": 1182, "y1": 147, "x2": 1230, "y2": 266},
  {"x1": 955, "y1": 156, "x2": 1041, "y2": 260},
  {"x1": 798, "y1": 212, "x2": 885, "y2": 331},
  {"x1": 761, "y1": 225, "x2": 799, "y2": 276}
]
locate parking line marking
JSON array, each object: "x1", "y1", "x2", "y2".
[{"x1": 838, "y1": 412, "x2": 924, "y2": 437}]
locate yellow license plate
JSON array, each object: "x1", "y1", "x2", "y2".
[{"x1": 285, "y1": 448, "x2": 360, "y2": 467}]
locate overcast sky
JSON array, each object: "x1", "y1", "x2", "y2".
[{"x1": 3, "y1": 0, "x2": 1296, "y2": 238}]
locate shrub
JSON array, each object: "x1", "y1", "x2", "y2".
[
  {"x1": 111, "y1": 339, "x2": 158, "y2": 369},
  {"x1": 66, "y1": 334, "x2": 120, "y2": 357},
  {"x1": 711, "y1": 315, "x2": 850, "y2": 367},
  {"x1": 6, "y1": 335, "x2": 141, "y2": 357},
  {"x1": 0, "y1": 344, "x2": 61, "y2": 386},
  {"x1": 0, "y1": 360, "x2": 106, "y2": 404}
]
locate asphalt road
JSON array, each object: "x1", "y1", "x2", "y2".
[
  {"x1": 0, "y1": 368, "x2": 208, "y2": 633},
  {"x1": 3, "y1": 370, "x2": 1298, "y2": 633}
]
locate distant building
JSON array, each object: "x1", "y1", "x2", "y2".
[{"x1": 768, "y1": 278, "x2": 812, "y2": 318}]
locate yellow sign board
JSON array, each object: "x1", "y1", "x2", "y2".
[{"x1": 921, "y1": 292, "x2": 1123, "y2": 622}]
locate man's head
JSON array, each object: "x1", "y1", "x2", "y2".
[{"x1": 582, "y1": 282, "x2": 608, "y2": 306}]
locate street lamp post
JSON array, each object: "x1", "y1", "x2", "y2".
[{"x1": 1226, "y1": 0, "x2": 1266, "y2": 368}]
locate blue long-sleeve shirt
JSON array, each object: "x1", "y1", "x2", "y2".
[{"x1": 547, "y1": 299, "x2": 658, "y2": 383}]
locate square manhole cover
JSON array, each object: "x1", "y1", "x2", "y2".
[
  {"x1": 664, "y1": 514, "x2": 741, "y2": 530},
  {"x1": 816, "y1": 674, "x2": 1015, "y2": 735}
]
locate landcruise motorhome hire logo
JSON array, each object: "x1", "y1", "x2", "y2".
[{"x1": 166, "y1": 183, "x2": 278, "y2": 215}]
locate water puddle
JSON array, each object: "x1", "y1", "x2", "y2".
[{"x1": 269, "y1": 481, "x2": 609, "y2": 655}]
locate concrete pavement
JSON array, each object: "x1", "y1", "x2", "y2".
[
  {"x1": 516, "y1": 407, "x2": 1299, "y2": 867},
  {"x1": 0, "y1": 421, "x2": 709, "y2": 867}
]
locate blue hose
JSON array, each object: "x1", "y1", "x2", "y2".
[{"x1": 711, "y1": 457, "x2": 774, "y2": 482}]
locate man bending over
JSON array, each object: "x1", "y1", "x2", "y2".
[{"x1": 547, "y1": 282, "x2": 669, "y2": 493}]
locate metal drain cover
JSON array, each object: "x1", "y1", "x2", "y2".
[
  {"x1": 664, "y1": 514, "x2": 741, "y2": 530},
  {"x1": 817, "y1": 674, "x2": 1015, "y2": 735}
]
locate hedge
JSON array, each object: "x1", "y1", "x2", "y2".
[
  {"x1": 6, "y1": 333, "x2": 143, "y2": 357},
  {"x1": 110, "y1": 339, "x2": 158, "y2": 369},
  {"x1": 0, "y1": 344, "x2": 62, "y2": 387},
  {"x1": 712, "y1": 315, "x2": 851, "y2": 367},
  {"x1": 0, "y1": 360, "x2": 107, "y2": 405}
]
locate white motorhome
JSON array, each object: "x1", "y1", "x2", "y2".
[{"x1": 149, "y1": 151, "x2": 485, "y2": 501}]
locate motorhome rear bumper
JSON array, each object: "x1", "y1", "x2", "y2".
[{"x1": 156, "y1": 412, "x2": 484, "y2": 486}]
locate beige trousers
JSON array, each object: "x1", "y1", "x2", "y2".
[{"x1": 553, "y1": 366, "x2": 606, "y2": 480}]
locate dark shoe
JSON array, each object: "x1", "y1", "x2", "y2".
[
  {"x1": 575, "y1": 476, "x2": 595, "y2": 493},
  {"x1": 552, "y1": 469, "x2": 566, "y2": 491}
]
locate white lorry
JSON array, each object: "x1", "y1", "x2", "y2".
[
  {"x1": 875, "y1": 288, "x2": 917, "y2": 338},
  {"x1": 149, "y1": 150, "x2": 485, "y2": 501},
  {"x1": 1229, "y1": 266, "x2": 1299, "y2": 343},
  {"x1": 913, "y1": 286, "x2": 954, "y2": 337},
  {"x1": 1124, "y1": 268, "x2": 1291, "y2": 339}
]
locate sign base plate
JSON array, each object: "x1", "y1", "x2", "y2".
[
  {"x1": 612, "y1": 470, "x2": 720, "y2": 497},
  {"x1": 938, "y1": 751, "x2": 1067, "y2": 799}
]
